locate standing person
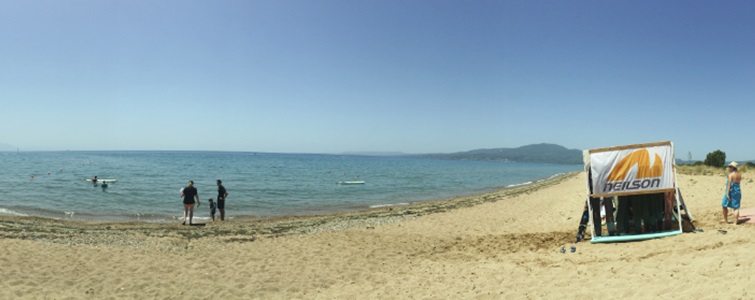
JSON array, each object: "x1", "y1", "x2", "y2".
[
  {"x1": 208, "y1": 198, "x2": 217, "y2": 221},
  {"x1": 217, "y1": 180, "x2": 229, "y2": 221},
  {"x1": 182, "y1": 180, "x2": 200, "y2": 225},
  {"x1": 722, "y1": 162, "x2": 743, "y2": 225}
]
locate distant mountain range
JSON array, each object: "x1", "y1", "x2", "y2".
[{"x1": 421, "y1": 143, "x2": 583, "y2": 164}]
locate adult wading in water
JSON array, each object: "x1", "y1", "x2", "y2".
[
  {"x1": 182, "y1": 180, "x2": 200, "y2": 225},
  {"x1": 217, "y1": 179, "x2": 228, "y2": 221}
]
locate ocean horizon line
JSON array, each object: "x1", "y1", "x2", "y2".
[
  {"x1": 2, "y1": 149, "x2": 413, "y2": 156},
  {"x1": 0, "y1": 149, "x2": 428, "y2": 157}
]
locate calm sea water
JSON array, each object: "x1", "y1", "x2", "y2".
[{"x1": 0, "y1": 151, "x2": 581, "y2": 222}]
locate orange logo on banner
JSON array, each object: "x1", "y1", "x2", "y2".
[{"x1": 607, "y1": 149, "x2": 663, "y2": 181}]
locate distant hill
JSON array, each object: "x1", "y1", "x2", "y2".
[
  {"x1": 422, "y1": 143, "x2": 583, "y2": 164},
  {"x1": 677, "y1": 159, "x2": 755, "y2": 166}
]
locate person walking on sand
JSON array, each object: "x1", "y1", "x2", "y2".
[
  {"x1": 722, "y1": 162, "x2": 743, "y2": 225},
  {"x1": 217, "y1": 179, "x2": 228, "y2": 221},
  {"x1": 181, "y1": 180, "x2": 200, "y2": 225}
]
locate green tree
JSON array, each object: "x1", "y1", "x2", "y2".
[{"x1": 704, "y1": 150, "x2": 726, "y2": 167}]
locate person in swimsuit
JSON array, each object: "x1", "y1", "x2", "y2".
[
  {"x1": 217, "y1": 180, "x2": 229, "y2": 221},
  {"x1": 722, "y1": 162, "x2": 743, "y2": 224},
  {"x1": 181, "y1": 180, "x2": 200, "y2": 225},
  {"x1": 208, "y1": 198, "x2": 217, "y2": 221}
]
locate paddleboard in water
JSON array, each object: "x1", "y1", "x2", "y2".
[
  {"x1": 86, "y1": 179, "x2": 117, "y2": 183},
  {"x1": 337, "y1": 181, "x2": 365, "y2": 185}
]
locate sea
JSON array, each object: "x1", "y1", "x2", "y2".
[{"x1": 0, "y1": 151, "x2": 581, "y2": 222}]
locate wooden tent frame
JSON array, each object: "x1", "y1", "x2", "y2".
[{"x1": 583, "y1": 141, "x2": 693, "y2": 243}]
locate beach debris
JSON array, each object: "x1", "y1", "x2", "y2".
[
  {"x1": 718, "y1": 229, "x2": 727, "y2": 235},
  {"x1": 570, "y1": 246, "x2": 576, "y2": 253},
  {"x1": 559, "y1": 246, "x2": 566, "y2": 253}
]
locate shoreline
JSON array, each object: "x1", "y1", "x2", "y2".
[
  {"x1": 0, "y1": 171, "x2": 579, "y2": 226},
  {"x1": 0, "y1": 172, "x2": 580, "y2": 245},
  {"x1": 2, "y1": 151, "x2": 581, "y2": 224}
]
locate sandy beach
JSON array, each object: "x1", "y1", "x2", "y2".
[{"x1": 1, "y1": 171, "x2": 753, "y2": 299}]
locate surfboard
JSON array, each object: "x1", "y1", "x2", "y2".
[
  {"x1": 86, "y1": 179, "x2": 117, "y2": 183},
  {"x1": 337, "y1": 181, "x2": 365, "y2": 185}
]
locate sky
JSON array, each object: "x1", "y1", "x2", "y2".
[{"x1": 1, "y1": 1, "x2": 753, "y2": 160}]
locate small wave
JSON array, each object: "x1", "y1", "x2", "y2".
[
  {"x1": 369, "y1": 202, "x2": 410, "y2": 209},
  {"x1": 546, "y1": 172, "x2": 567, "y2": 180},
  {"x1": 506, "y1": 181, "x2": 533, "y2": 188},
  {"x1": 171, "y1": 215, "x2": 214, "y2": 221},
  {"x1": 0, "y1": 208, "x2": 29, "y2": 217}
]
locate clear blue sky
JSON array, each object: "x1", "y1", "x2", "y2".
[{"x1": 1, "y1": 1, "x2": 753, "y2": 160}]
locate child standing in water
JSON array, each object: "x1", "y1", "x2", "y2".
[{"x1": 209, "y1": 198, "x2": 217, "y2": 221}]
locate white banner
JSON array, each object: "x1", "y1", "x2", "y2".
[{"x1": 590, "y1": 144, "x2": 674, "y2": 196}]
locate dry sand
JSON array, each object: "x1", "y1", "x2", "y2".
[{"x1": 1, "y1": 171, "x2": 754, "y2": 299}]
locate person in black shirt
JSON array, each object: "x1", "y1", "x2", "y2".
[
  {"x1": 181, "y1": 180, "x2": 200, "y2": 225},
  {"x1": 217, "y1": 179, "x2": 229, "y2": 221}
]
